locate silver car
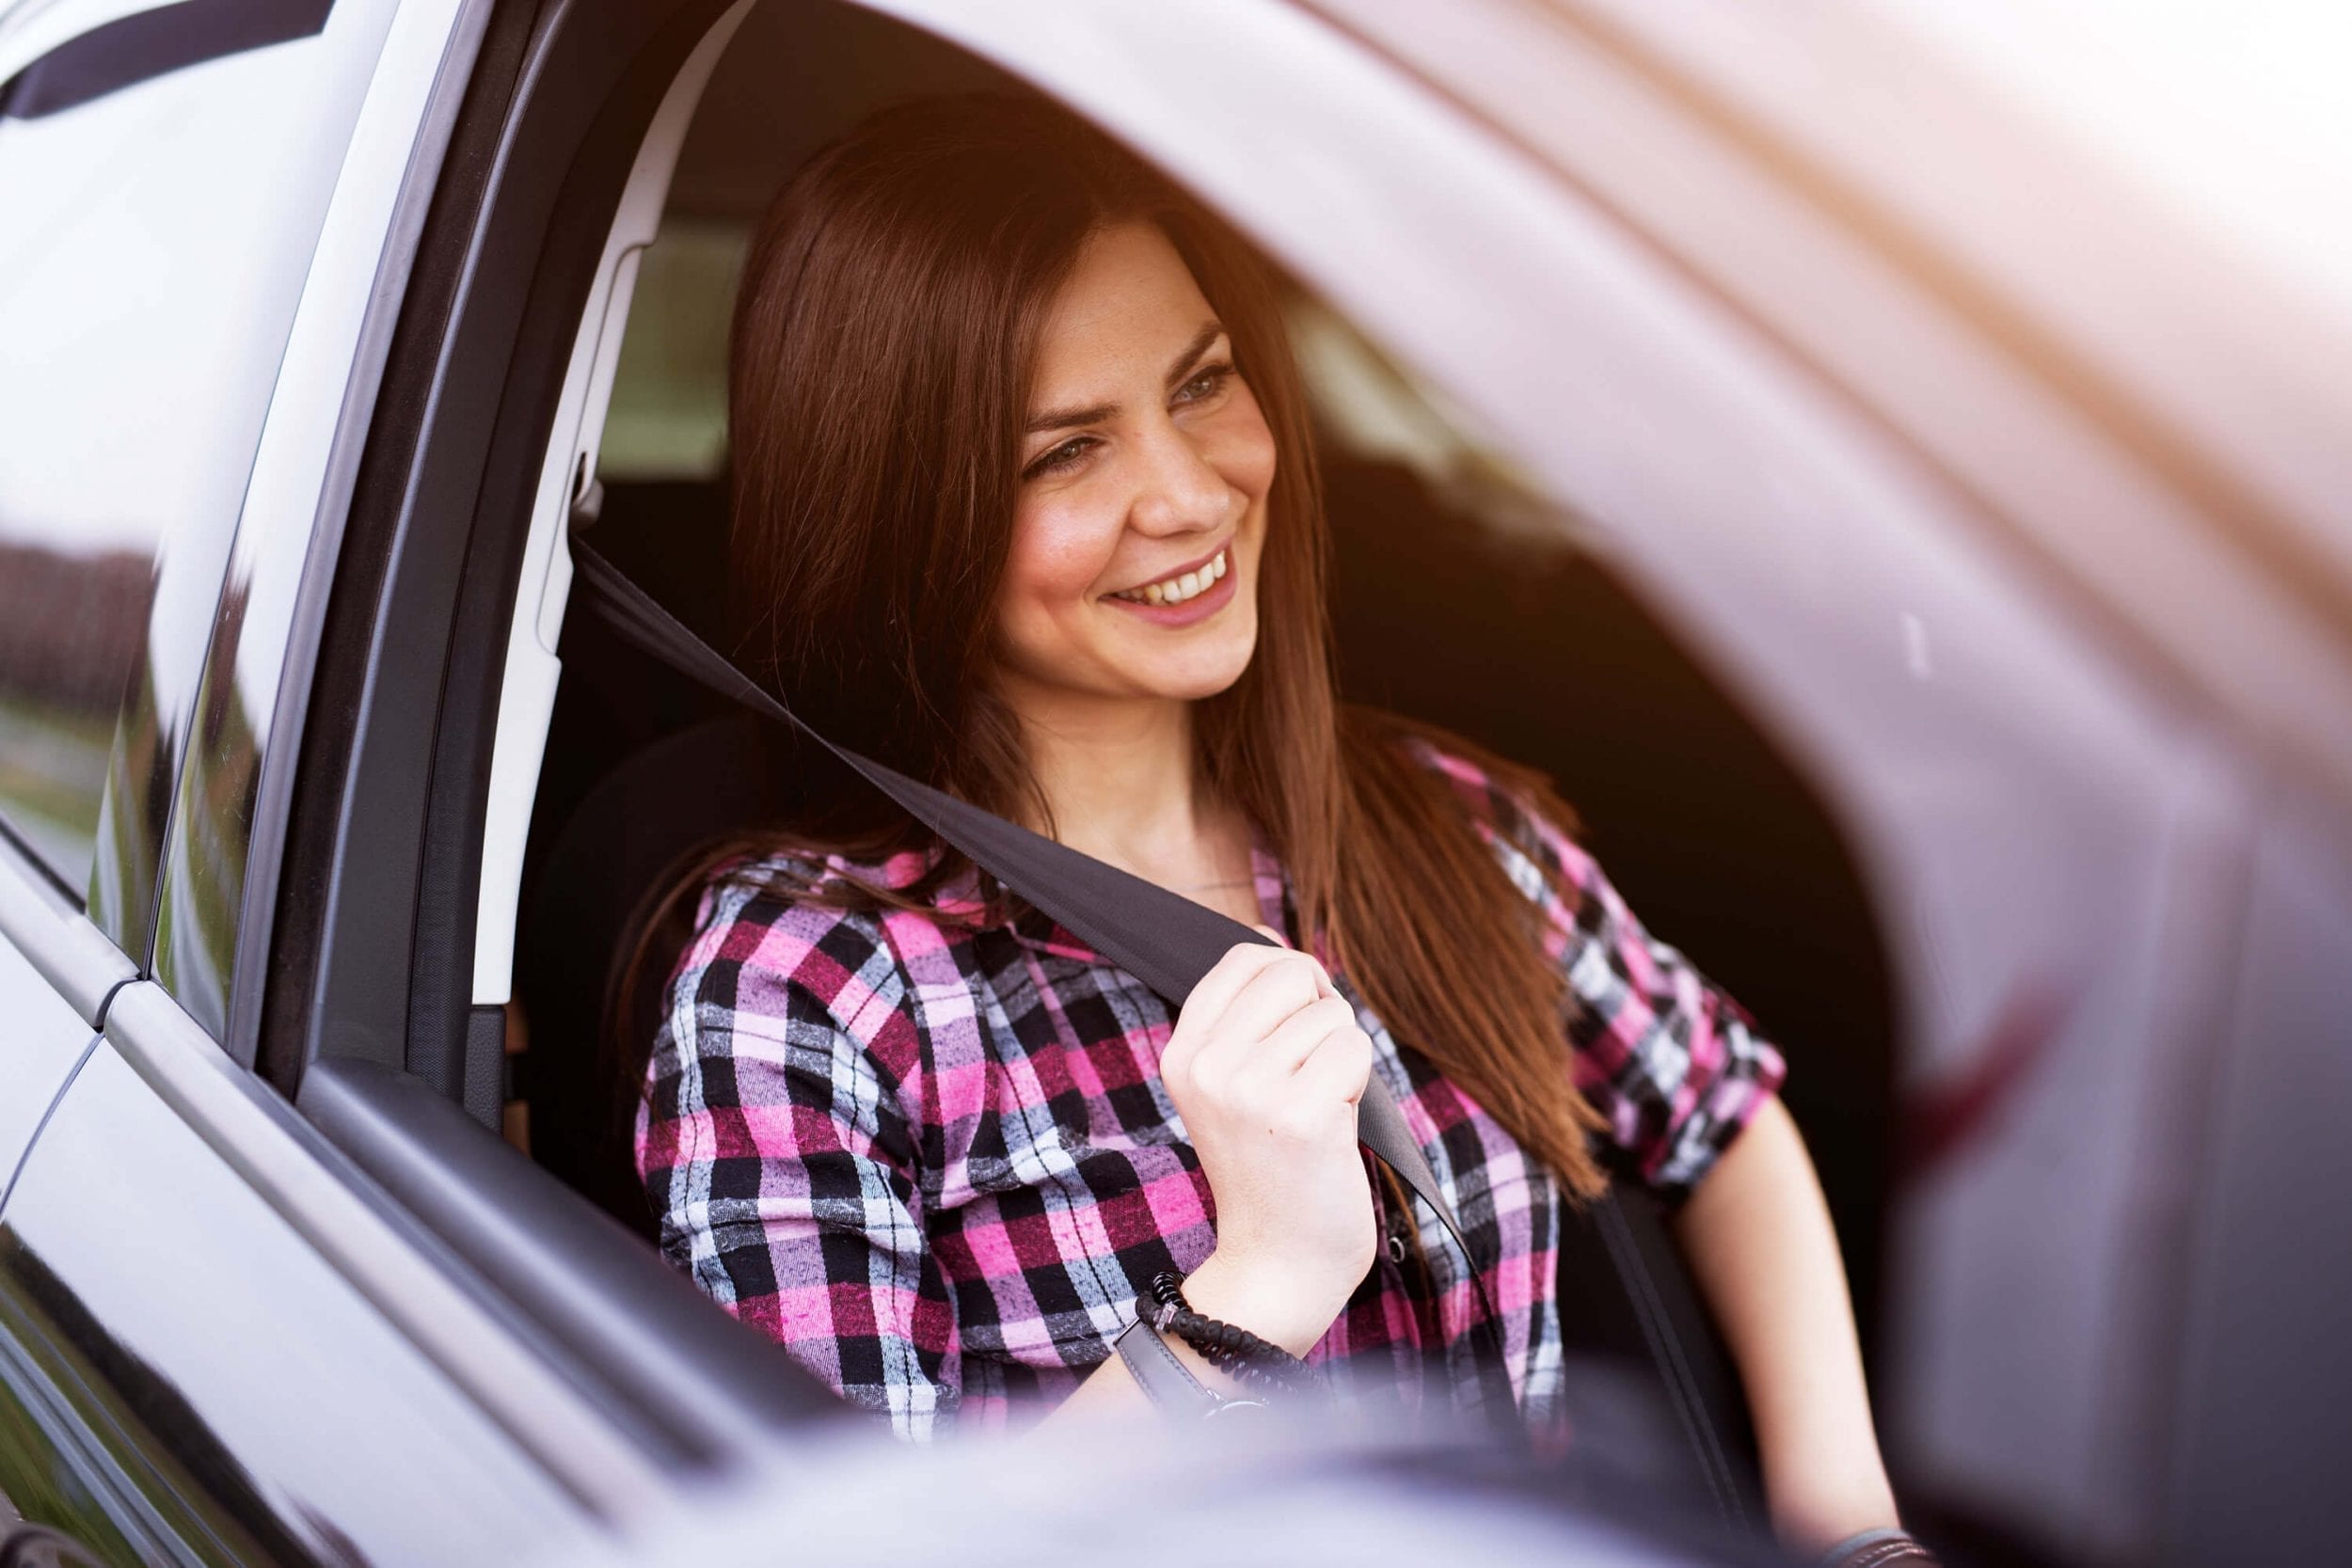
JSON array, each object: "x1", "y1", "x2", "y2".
[{"x1": 1, "y1": 1, "x2": 2344, "y2": 1563}]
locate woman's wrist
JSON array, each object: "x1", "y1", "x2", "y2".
[
  {"x1": 1766, "y1": 1459, "x2": 1903, "y2": 1560},
  {"x1": 1180, "y1": 1247, "x2": 1350, "y2": 1358}
]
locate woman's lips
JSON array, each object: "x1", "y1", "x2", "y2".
[
  {"x1": 1104, "y1": 552, "x2": 1239, "y2": 627},
  {"x1": 1108, "y1": 541, "x2": 1230, "y2": 601}
]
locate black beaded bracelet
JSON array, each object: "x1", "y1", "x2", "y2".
[
  {"x1": 1146, "y1": 1271, "x2": 1317, "y2": 1395},
  {"x1": 1814, "y1": 1528, "x2": 1941, "y2": 1568}
]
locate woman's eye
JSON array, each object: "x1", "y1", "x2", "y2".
[
  {"x1": 1024, "y1": 436, "x2": 1094, "y2": 481},
  {"x1": 1174, "y1": 363, "x2": 1233, "y2": 405}
]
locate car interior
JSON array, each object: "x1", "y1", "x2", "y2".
[{"x1": 494, "y1": 0, "x2": 1897, "y2": 1408}]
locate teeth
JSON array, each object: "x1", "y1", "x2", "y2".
[{"x1": 1115, "y1": 547, "x2": 1228, "y2": 606}]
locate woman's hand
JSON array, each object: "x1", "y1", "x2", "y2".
[{"x1": 1157, "y1": 932, "x2": 1378, "y2": 1356}]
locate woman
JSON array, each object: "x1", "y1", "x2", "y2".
[{"x1": 633, "y1": 93, "x2": 1915, "y2": 1561}]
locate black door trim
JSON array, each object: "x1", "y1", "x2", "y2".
[{"x1": 268, "y1": 0, "x2": 731, "y2": 1105}]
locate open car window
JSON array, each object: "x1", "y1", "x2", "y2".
[{"x1": 485, "y1": 0, "x2": 1892, "y2": 1387}]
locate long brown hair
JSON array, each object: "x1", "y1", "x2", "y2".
[{"x1": 622, "y1": 93, "x2": 1605, "y2": 1197}]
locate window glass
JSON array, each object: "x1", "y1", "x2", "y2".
[
  {"x1": 598, "y1": 219, "x2": 745, "y2": 482},
  {"x1": 0, "y1": 0, "x2": 394, "y2": 953}
]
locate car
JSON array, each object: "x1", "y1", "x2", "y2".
[{"x1": 2, "y1": 1, "x2": 2346, "y2": 1563}]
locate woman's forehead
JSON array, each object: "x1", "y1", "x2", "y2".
[{"x1": 1027, "y1": 222, "x2": 1221, "y2": 408}]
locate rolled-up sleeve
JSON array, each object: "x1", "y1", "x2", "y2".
[
  {"x1": 635, "y1": 879, "x2": 961, "y2": 1440},
  {"x1": 1425, "y1": 745, "x2": 1788, "y2": 1204},
  {"x1": 1544, "y1": 832, "x2": 1787, "y2": 1201}
]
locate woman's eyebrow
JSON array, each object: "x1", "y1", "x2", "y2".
[
  {"x1": 1023, "y1": 321, "x2": 1228, "y2": 436},
  {"x1": 1163, "y1": 320, "x2": 1226, "y2": 388}
]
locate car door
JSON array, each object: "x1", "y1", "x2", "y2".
[
  {"x1": 0, "y1": 0, "x2": 423, "y2": 1182},
  {"x1": 1300, "y1": 8, "x2": 2350, "y2": 1561},
  {"x1": 4, "y1": 0, "x2": 864, "y2": 1560},
  {"x1": 0, "y1": 3, "x2": 405, "y2": 1544},
  {"x1": 0, "y1": 3, "x2": 621, "y2": 1562}
]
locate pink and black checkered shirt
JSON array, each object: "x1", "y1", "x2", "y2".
[{"x1": 635, "y1": 738, "x2": 1787, "y2": 1441}]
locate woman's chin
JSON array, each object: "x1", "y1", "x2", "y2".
[
  {"x1": 1135, "y1": 641, "x2": 1259, "y2": 703},
  {"x1": 1166, "y1": 672, "x2": 1250, "y2": 704},
  {"x1": 1009, "y1": 616, "x2": 1259, "y2": 706},
  {"x1": 1115, "y1": 616, "x2": 1258, "y2": 701}
]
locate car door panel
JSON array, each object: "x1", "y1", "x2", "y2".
[
  {"x1": 0, "y1": 988, "x2": 605, "y2": 1566},
  {"x1": 2159, "y1": 786, "x2": 2352, "y2": 1566},
  {"x1": 0, "y1": 967, "x2": 91, "y2": 1216},
  {"x1": 0, "y1": 845, "x2": 126, "y2": 1193}
]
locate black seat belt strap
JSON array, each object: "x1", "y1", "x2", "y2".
[{"x1": 569, "y1": 537, "x2": 1516, "y2": 1420}]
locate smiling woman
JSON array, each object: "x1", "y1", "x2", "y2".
[{"x1": 618, "y1": 89, "x2": 1903, "y2": 1558}]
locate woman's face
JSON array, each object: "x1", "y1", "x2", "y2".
[{"x1": 993, "y1": 221, "x2": 1276, "y2": 716}]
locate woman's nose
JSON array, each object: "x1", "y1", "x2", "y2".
[{"x1": 1126, "y1": 419, "x2": 1233, "y2": 537}]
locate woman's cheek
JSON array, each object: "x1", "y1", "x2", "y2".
[
  {"x1": 1002, "y1": 497, "x2": 1125, "y2": 665},
  {"x1": 1010, "y1": 496, "x2": 1112, "y2": 601},
  {"x1": 1214, "y1": 430, "x2": 1289, "y2": 533},
  {"x1": 1209, "y1": 403, "x2": 1279, "y2": 506}
]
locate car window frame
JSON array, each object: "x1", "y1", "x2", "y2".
[
  {"x1": 145, "y1": 0, "x2": 489, "y2": 1059},
  {"x1": 296, "y1": 0, "x2": 1825, "y2": 1453},
  {"x1": 228, "y1": 0, "x2": 844, "y2": 1482},
  {"x1": 339, "y1": 0, "x2": 1833, "y2": 1484}
]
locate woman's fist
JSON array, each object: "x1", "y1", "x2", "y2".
[{"x1": 1157, "y1": 932, "x2": 1378, "y2": 1351}]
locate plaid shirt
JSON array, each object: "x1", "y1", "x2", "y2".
[{"x1": 636, "y1": 739, "x2": 1786, "y2": 1441}]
